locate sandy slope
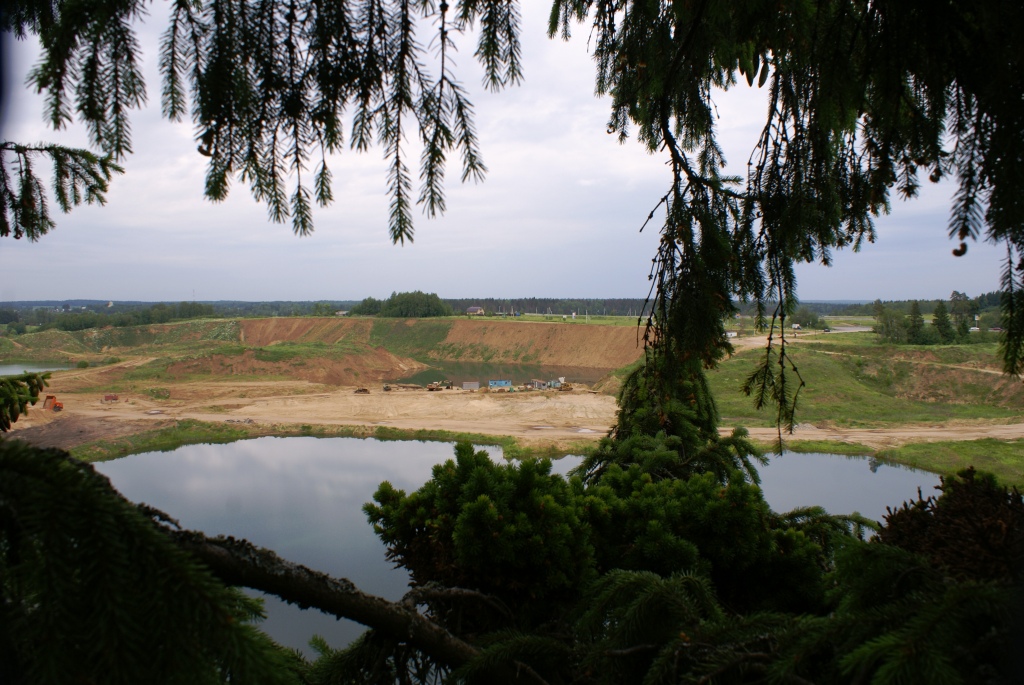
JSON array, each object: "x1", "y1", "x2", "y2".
[{"x1": 5, "y1": 323, "x2": 1023, "y2": 452}]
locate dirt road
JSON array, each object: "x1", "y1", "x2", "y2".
[{"x1": 7, "y1": 375, "x2": 1024, "y2": 452}]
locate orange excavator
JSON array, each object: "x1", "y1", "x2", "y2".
[{"x1": 42, "y1": 395, "x2": 64, "y2": 412}]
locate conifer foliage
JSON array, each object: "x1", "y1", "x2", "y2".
[
  {"x1": 1, "y1": 434, "x2": 1019, "y2": 683},
  {"x1": 0, "y1": 440, "x2": 302, "y2": 683},
  {"x1": 0, "y1": 372, "x2": 48, "y2": 432},
  {"x1": 546, "y1": 0, "x2": 1024, "y2": 385},
  {"x1": 366, "y1": 443, "x2": 595, "y2": 618},
  {"x1": 2, "y1": 0, "x2": 514, "y2": 242}
]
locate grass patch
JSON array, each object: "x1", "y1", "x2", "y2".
[
  {"x1": 71, "y1": 320, "x2": 243, "y2": 351},
  {"x1": 513, "y1": 314, "x2": 638, "y2": 327},
  {"x1": 433, "y1": 342, "x2": 501, "y2": 363},
  {"x1": 748, "y1": 435, "x2": 1022, "y2": 487},
  {"x1": 875, "y1": 439, "x2": 1024, "y2": 487},
  {"x1": 254, "y1": 342, "x2": 325, "y2": 362},
  {"x1": 71, "y1": 419, "x2": 256, "y2": 462},
  {"x1": 369, "y1": 319, "x2": 453, "y2": 359},
  {"x1": 711, "y1": 345, "x2": 1022, "y2": 427},
  {"x1": 68, "y1": 419, "x2": 584, "y2": 465},
  {"x1": 248, "y1": 340, "x2": 366, "y2": 363},
  {"x1": 209, "y1": 344, "x2": 247, "y2": 358},
  {"x1": 122, "y1": 359, "x2": 174, "y2": 381}
]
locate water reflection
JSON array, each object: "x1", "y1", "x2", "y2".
[
  {"x1": 756, "y1": 451, "x2": 942, "y2": 519},
  {"x1": 0, "y1": 363, "x2": 76, "y2": 375},
  {"x1": 95, "y1": 439, "x2": 941, "y2": 654},
  {"x1": 95, "y1": 437, "x2": 507, "y2": 652}
]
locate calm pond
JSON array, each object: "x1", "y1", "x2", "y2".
[
  {"x1": 94, "y1": 437, "x2": 942, "y2": 654},
  {"x1": 395, "y1": 362, "x2": 614, "y2": 387},
  {"x1": 0, "y1": 362, "x2": 76, "y2": 376}
]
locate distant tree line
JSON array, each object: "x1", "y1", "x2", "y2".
[
  {"x1": 1, "y1": 302, "x2": 216, "y2": 333},
  {"x1": 2, "y1": 292, "x2": 1005, "y2": 336},
  {"x1": 0, "y1": 300, "x2": 366, "y2": 331},
  {"x1": 349, "y1": 295, "x2": 656, "y2": 318},
  {"x1": 873, "y1": 292, "x2": 1000, "y2": 345},
  {"x1": 442, "y1": 298, "x2": 653, "y2": 317},
  {"x1": 211, "y1": 301, "x2": 361, "y2": 317},
  {"x1": 351, "y1": 292, "x2": 452, "y2": 317},
  {"x1": 732, "y1": 291, "x2": 1002, "y2": 320},
  {"x1": 811, "y1": 291, "x2": 1000, "y2": 318}
]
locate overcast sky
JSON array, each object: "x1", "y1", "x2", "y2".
[{"x1": 0, "y1": 1, "x2": 1004, "y2": 303}]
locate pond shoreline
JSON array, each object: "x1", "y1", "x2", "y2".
[
  {"x1": 5, "y1": 410, "x2": 1022, "y2": 485},
  {"x1": 90, "y1": 437, "x2": 944, "y2": 654}
]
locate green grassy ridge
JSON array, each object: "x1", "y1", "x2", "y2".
[
  {"x1": 796, "y1": 338, "x2": 1003, "y2": 367},
  {"x1": 4, "y1": 329, "x2": 90, "y2": 357},
  {"x1": 71, "y1": 319, "x2": 242, "y2": 350},
  {"x1": 1, "y1": 320, "x2": 243, "y2": 363},
  {"x1": 711, "y1": 344, "x2": 1023, "y2": 427}
]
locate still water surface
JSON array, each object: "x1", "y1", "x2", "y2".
[
  {"x1": 396, "y1": 362, "x2": 613, "y2": 386},
  {"x1": 95, "y1": 437, "x2": 942, "y2": 654},
  {"x1": 0, "y1": 363, "x2": 75, "y2": 375}
]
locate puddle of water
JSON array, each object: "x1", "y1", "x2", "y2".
[{"x1": 396, "y1": 361, "x2": 613, "y2": 387}]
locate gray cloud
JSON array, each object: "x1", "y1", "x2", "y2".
[{"x1": 0, "y1": 1, "x2": 1002, "y2": 302}]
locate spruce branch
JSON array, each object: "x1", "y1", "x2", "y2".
[{"x1": 1, "y1": 142, "x2": 122, "y2": 240}]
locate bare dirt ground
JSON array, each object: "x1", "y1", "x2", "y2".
[
  {"x1": 8, "y1": 371, "x2": 1024, "y2": 453},
  {"x1": 6, "y1": 379, "x2": 619, "y2": 450},
  {"x1": 5, "y1": 323, "x2": 1023, "y2": 453}
]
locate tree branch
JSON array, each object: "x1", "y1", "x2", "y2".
[
  {"x1": 402, "y1": 583, "x2": 514, "y2": 621},
  {"x1": 167, "y1": 528, "x2": 549, "y2": 685}
]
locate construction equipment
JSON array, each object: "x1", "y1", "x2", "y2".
[{"x1": 42, "y1": 395, "x2": 64, "y2": 411}]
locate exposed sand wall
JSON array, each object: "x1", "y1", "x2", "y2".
[{"x1": 236, "y1": 317, "x2": 645, "y2": 369}]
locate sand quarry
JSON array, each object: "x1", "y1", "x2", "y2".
[{"x1": 6, "y1": 318, "x2": 1024, "y2": 452}]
